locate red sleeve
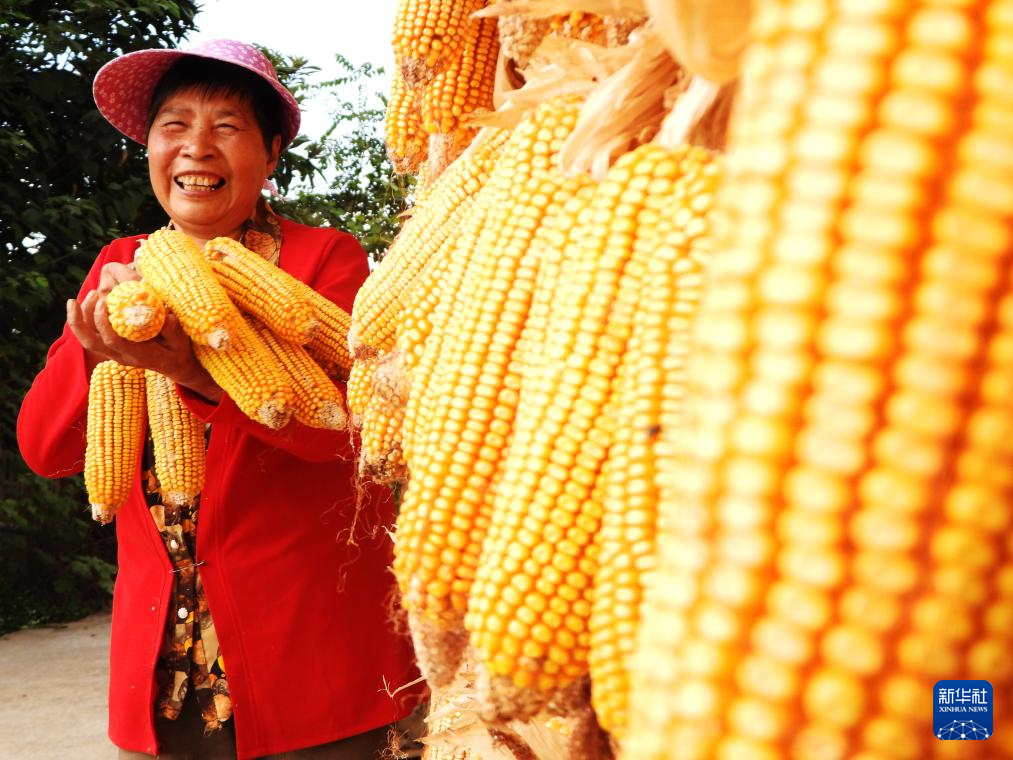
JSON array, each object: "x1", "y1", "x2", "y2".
[
  {"x1": 17, "y1": 238, "x2": 143, "y2": 478},
  {"x1": 176, "y1": 228, "x2": 370, "y2": 463}
]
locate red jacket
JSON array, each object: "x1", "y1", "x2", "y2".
[{"x1": 18, "y1": 219, "x2": 424, "y2": 758}]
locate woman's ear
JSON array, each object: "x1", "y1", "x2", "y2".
[{"x1": 267, "y1": 134, "x2": 282, "y2": 174}]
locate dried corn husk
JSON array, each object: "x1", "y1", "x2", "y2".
[{"x1": 644, "y1": 0, "x2": 750, "y2": 83}]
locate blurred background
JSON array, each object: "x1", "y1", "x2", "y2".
[{"x1": 0, "y1": 0, "x2": 406, "y2": 635}]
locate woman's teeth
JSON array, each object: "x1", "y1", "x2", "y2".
[{"x1": 175, "y1": 175, "x2": 224, "y2": 192}]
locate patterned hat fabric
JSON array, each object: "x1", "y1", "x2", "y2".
[{"x1": 93, "y1": 39, "x2": 301, "y2": 149}]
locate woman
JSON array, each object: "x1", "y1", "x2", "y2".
[{"x1": 17, "y1": 39, "x2": 424, "y2": 759}]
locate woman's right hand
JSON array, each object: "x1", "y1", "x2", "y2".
[{"x1": 68, "y1": 262, "x2": 223, "y2": 403}]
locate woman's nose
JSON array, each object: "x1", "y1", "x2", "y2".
[{"x1": 181, "y1": 128, "x2": 215, "y2": 158}]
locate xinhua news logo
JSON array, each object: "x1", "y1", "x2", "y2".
[{"x1": 934, "y1": 680, "x2": 993, "y2": 740}]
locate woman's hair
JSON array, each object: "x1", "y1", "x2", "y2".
[{"x1": 146, "y1": 58, "x2": 284, "y2": 151}]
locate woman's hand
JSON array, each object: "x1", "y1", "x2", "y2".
[{"x1": 67, "y1": 263, "x2": 223, "y2": 403}]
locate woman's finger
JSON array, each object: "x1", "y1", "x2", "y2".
[{"x1": 97, "y1": 261, "x2": 142, "y2": 294}]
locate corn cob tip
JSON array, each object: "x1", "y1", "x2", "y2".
[
  {"x1": 162, "y1": 491, "x2": 195, "y2": 508},
  {"x1": 315, "y1": 400, "x2": 348, "y2": 431},
  {"x1": 90, "y1": 503, "x2": 115, "y2": 525},
  {"x1": 408, "y1": 612, "x2": 469, "y2": 690},
  {"x1": 257, "y1": 394, "x2": 291, "y2": 430},
  {"x1": 206, "y1": 327, "x2": 231, "y2": 350}
]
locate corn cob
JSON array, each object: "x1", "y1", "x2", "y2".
[
  {"x1": 465, "y1": 143, "x2": 715, "y2": 720},
  {"x1": 394, "y1": 98, "x2": 584, "y2": 687},
  {"x1": 347, "y1": 355, "x2": 379, "y2": 426},
  {"x1": 106, "y1": 280, "x2": 166, "y2": 342},
  {"x1": 84, "y1": 361, "x2": 147, "y2": 524},
  {"x1": 623, "y1": 0, "x2": 1013, "y2": 757},
  {"x1": 249, "y1": 318, "x2": 347, "y2": 430},
  {"x1": 204, "y1": 236, "x2": 318, "y2": 344},
  {"x1": 421, "y1": 15, "x2": 499, "y2": 137},
  {"x1": 588, "y1": 161, "x2": 720, "y2": 740},
  {"x1": 145, "y1": 370, "x2": 206, "y2": 507},
  {"x1": 350, "y1": 128, "x2": 510, "y2": 358},
  {"x1": 192, "y1": 318, "x2": 292, "y2": 430},
  {"x1": 393, "y1": 0, "x2": 484, "y2": 85},
  {"x1": 359, "y1": 392, "x2": 409, "y2": 484},
  {"x1": 134, "y1": 229, "x2": 239, "y2": 350},
  {"x1": 387, "y1": 67, "x2": 429, "y2": 175},
  {"x1": 302, "y1": 287, "x2": 355, "y2": 380}
]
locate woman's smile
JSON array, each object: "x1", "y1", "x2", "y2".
[{"x1": 174, "y1": 173, "x2": 226, "y2": 192}]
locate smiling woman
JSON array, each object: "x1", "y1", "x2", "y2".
[
  {"x1": 16, "y1": 38, "x2": 425, "y2": 760},
  {"x1": 145, "y1": 59, "x2": 283, "y2": 246}
]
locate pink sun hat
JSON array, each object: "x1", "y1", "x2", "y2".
[{"x1": 93, "y1": 39, "x2": 301, "y2": 149}]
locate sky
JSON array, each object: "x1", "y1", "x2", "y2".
[{"x1": 186, "y1": 0, "x2": 398, "y2": 147}]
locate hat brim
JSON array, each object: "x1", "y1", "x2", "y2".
[{"x1": 93, "y1": 47, "x2": 301, "y2": 149}]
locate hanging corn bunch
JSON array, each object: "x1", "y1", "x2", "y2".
[{"x1": 623, "y1": 0, "x2": 1013, "y2": 758}]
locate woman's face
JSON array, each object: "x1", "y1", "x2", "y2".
[{"x1": 147, "y1": 88, "x2": 281, "y2": 244}]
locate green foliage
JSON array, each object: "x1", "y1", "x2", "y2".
[
  {"x1": 0, "y1": 0, "x2": 202, "y2": 633},
  {"x1": 275, "y1": 55, "x2": 413, "y2": 262}
]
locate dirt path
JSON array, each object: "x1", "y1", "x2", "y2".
[{"x1": 0, "y1": 611, "x2": 113, "y2": 759}]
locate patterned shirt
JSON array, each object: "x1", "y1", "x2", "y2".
[{"x1": 149, "y1": 199, "x2": 282, "y2": 733}]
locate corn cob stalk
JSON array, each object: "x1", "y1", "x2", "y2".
[
  {"x1": 421, "y1": 14, "x2": 500, "y2": 137},
  {"x1": 393, "y1": 0, "x2": 485, "y2": 85},
  {"x1": 465, "y1": 143, "x2": 715, "y2": 720},
  {"x1": 145, "y1": 370, "x2": 206, "y2": 507},
  {"x1": 387, "y1": 67, "x2": 429, "y2": 175},
  {"x1": 106, "y1": 280, "x2": 166, "y2": 342},
  {"x1": 204, "y1": 236, "x2": 318, "y2": 345},
  {"x1": 588, "y1": 161, "x2": 720, "y2": 740},
  {"x1": 85, "y1": 361, "x2": 147, "y2": 524},
  {"x1": 248, "y1": 318, "x2": 347, "y2": 430},
  {"x1": 350, "y1": 128, "x2": 510, "y2": 358},
  {"x1": 394, "y1": 97, "x2": 585, "y2": 687},
  {"x1": 623, "y1": 0, "x2": 1013, "y2": 757},
  {"x1": 134, "y1": 229, "x2": 239, "y2": 350},
  {"x1": 192, "y1": 317, "x2": 293, "y2": 430}
]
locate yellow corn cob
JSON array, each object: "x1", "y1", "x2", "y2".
[
  {"x1": 393, "y1": 0, "x2": 484, "y2": 85},
  {"x1": 84, "y1": 361, "x2": 147, "y2": 524},
  {"x1": 145, "y1": 370, "x2": 206, "y2": 507},
  {"x1": 134, "y1": 229, "x2": 239, "y2": 350},
  {"x1": 623, "y1": 1, "x2": 1013, "y2": 758},
  {"x1": 248, "y1": 318, "x2": 347, "y2": 430},
  {"x1": 588, "y1": 161, "x2": 720, "y2": 740},
  {"x1": 350, "y1": 128, "x2": 510, "y2": 358},
  {"x1": 386, "y1": 67, "x2": 429, "y2": 175},
  {"x1": 302, "y1": 287, "x2": 355, "y2": 380},
  {"x1": 359, "y1": 349, "x2": 410, "y2": 484},
  {"x1": 192, "y1": 318, "x2": 292, "y2": 430},
  {"x1": 465, "y1": 143, "x2": 715, "y2": 719},
  {"x1": 360, "y1": 394, "x2": 408, "y2": 485},
  {"x1": 105, "y1": 280, "x2": 166, "y2": 342},
  {"x1": 421, "y1": 15, "x2": 499, "y2": 136},
  {"x1": 347, "y1": 356, "x2": 379, "y2": 426},
  {"x1": 394, "y1": 97, "x2": 584, "y2": 687},
  {"x1": 204, "y1": 237, "x2": 318, "y2": 345}
]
